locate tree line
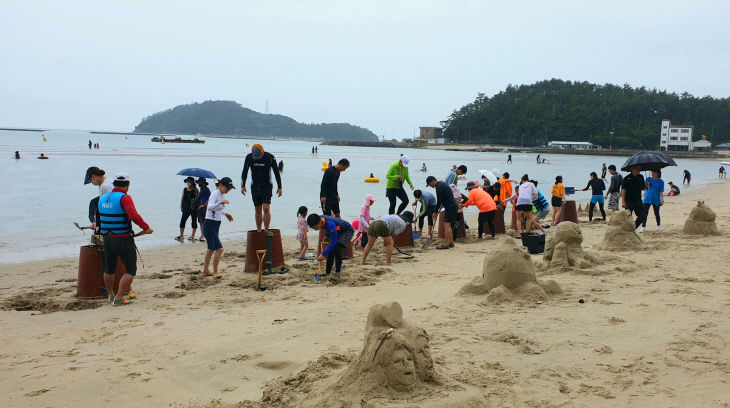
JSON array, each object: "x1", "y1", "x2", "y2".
[{"x1": 442, "y1": 79, "x2": 730, "y2": 149}]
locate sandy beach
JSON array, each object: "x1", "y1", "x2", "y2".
[{"x1": 1, "y1": 181, "x2": 729, "y2": 408}]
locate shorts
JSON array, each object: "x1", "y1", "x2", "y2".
[
  {"x1": 607, "y1": 192, "x2": 620, "y2": 210},
  {"x1": 551, "y1": 197, "x2": 563, "y2": 207},
  {"x1": 368, "y1": 220, "x2": 390, "y2": 237},
  {"x1": 203, "y1": 219, "x2": 223, "y2": 251},
  {"x1": 590, "y1": 195, "x2": 605, "y2": 204},
  {"x1": 251, "y1": 184, "x2": 272, "y2": 207},
  {"x1": 534, "y1": 209, "x2": 550, "y2": 220},
  {"x1": 443, "y1": 205, "x2": 458, "y2": 224},
  {"x1": 322, "y1": 195, "x2": 340, "y2": 216},
  {"x1": 337, "y1": 228, "x2": 354, "y2": 247},
  {"x1": 516, "y1": 204, "x2": 533, "y2": 212},
  {"x1": 103, "y1": 236, "x2": 137, "y2": 276}
]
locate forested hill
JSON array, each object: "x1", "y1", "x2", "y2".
[
  {"x1": 133, "y1": 100, "x2": 379, "y2": 142},
  {"x1": 443, "y1": 79, "x2": 730, "y2": 149}
]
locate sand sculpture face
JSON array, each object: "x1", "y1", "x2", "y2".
[
  {"x1": 382, "y1": 333, "x2": 417, "y2": 389},
  {"x1": 601, "y1": 210, "x2": 642, "y2": 250},
  {"x1": 683, "y1": 201, "x2": 720, "y2": 235},
  {"x1": 543, "y1": 222, "x2": 596, "y2": 269}
]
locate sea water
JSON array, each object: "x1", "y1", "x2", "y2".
[{"x1": 0, "y1": 129, "x2": 723, "y2": 263}]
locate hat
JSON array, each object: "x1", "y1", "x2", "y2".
[
  {"x1": 218, "y1": 177, "x2": 235, "y2": 189},
  {"x1": 400, "y1": 155, "x2": 410, "y2": 167},
  {"x1": 365, "y1": 193, "x2": 376, "y2": 204},
  {"x1": 251, "y1": 144, "x2": 264, "y2": 160},
  {"x1": 425, "y1": 176, "x2": 437, "y2": 186},
  {"x1": 184, "y1": 176, "x2": 195, "y2": 183},
  {"x1": 399, "y1": 211, "x2": 414, "y2": 224},
  {"x1": 196, "y1": 177, "x2": 208, "y2": 185},
  {"x1": 368, "y1": 220, "x2": 390, "y2": 238},
  {"x1": 466, "y1": 181, "x2": 477, "y2": 190},
  {"x1": 115, "y1": 172, "x2": 130, "y2": 182}
]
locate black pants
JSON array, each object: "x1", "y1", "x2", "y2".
[
  {"x1": 180, "y1": 210, "x2": 198, "y2": 229},
  {"x1": 103, "y1": 236, "x2": 137, "y2": 276},
  {"x1": 588, "y1": 202, "x2": 606, "y2": 221},
  {"x1": 360, "y1": 233, "x2": 368, "y2": 248},
  {"x1": 478, "y1": 210, "x2": 496, "y2": 238},
  {"x1": 386, "y1": 187, "x2": 409, "y2": 214},
  {"x1": 641, "y1": 203, "x2": 661, "y2": 227},
  {"x1": 626, "y1": 202, "x2": 645, "y2": 228},
  {"x1": 417, "y1": 205, "x2": 436, "y2": 230},
  {"x1": 326, "y1": 243, "x2": 346, "y2": 274}
]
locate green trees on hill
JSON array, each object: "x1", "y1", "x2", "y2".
[
  {"x1": 442, "y1": 79, "x2": 730, "y2": 149},
  {"x1": 133, "y1": 100, "x2": 378, "y2": 142}
]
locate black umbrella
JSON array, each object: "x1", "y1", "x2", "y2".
[{"x1": 621, "y1": 151, "x2": 677, "y2": 172}]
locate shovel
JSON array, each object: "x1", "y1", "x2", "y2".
[{"x1": 256, "y1": 249, "x2": 267, "y2": 291}]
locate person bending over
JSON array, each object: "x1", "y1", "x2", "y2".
[
  {"x1": 361, "y1": 212, "x2": 413, "y2": 265},
  {"x1": 308, "y1": 214, "x2": 354, "y2": 281}
]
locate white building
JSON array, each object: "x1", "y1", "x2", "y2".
[
  {"x1": 659, "y1": 120, "x2": 695, "y2": 151},
  {"x1": 547, "y1": 141, "x2": 598, "y2": 150}
]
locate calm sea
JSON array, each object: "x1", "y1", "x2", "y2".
[{"x1": 0, "y1": 129, "x2": 723, "y2": 263}]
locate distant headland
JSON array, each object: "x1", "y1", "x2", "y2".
[{"x1": 133, "y1": 100, "x2": 379, "y2": 142}]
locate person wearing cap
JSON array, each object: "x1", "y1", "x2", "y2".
[
  {"x1": 320, "y1": 158, "x2": 350, "y2": 218},
  {"x1": 361, "y1": 211, "x2": 414, "y2": 265},
  {"x1": 203, "y1": 177, "x2": 236, "y2": 278},
  {"x1": 98, "y1": 173, "x2": 153, "y2": 306},
  {"x1": 412, "y1": 189, "x2": 437, "y2": 239},
  {"x1": 85, "y1": 166, "x2": 115, "y2": 231},
  {"x1": 444, "y1": 165, "x2": 468, "y2": 186},
  {"x1": 195, "y1": 177, "x2": 211, "y2": 242},
  {"x1": 177, "y1": 177, "x2": 199, "y2": 242},
  {"x1": 358, "y1": 193, "x2": 376, "y2": 248},
  {"x1": 464, "y1": 181, "x2": 497, "y2": 239},
  {"x1": 385, "y1": 155, "x2": 414, "y2": 214},
  {"x1": 241, "y1": 144, "x2": 282, "y2": 233},
  {"x1": 426, "y1": 176, "x2": 458, "y2": 249},
  {"x1": 306, "y1": 214, "x2": 354, "y2": 281}
]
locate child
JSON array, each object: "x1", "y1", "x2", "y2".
[
  {"x1": 307, "y1": 214, "x2": 354, "y2": 281},
  {"x1": 296, "y1": 206, "x2": 308, "y2": 260},
  {"x1": 358, "y1": 194, "x2": 376, "y2": 248},
  {"x1": 203, "y1": 177, "x2": 235, "y2": 278}
]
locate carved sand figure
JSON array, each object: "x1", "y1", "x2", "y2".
[
  {"x1": 458, "y1": 238, "x2": 562, "y2": 303},
  {"x1": 683, "y1": 201, "x2": 721, "y2": 236},
  {"x1": 543, "y1": 221, "x2": 598, "y2": 270},
  {"x1": 601, "y1": 210, "x2": 642, "y2": 250}
]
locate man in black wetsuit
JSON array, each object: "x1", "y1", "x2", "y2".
[
  {"x1": 241, "y1": 144, "x2": 282, "y2": 233},
  {"x1": 320, "y1": 159, "x2": 349, "y2": 218}
]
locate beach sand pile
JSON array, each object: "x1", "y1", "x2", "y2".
[
  {"x1": 458, "y1": 238, "x2": 562, "y2": 303},
  {"x1": 601, "y1": 210, "x2": 643, "y2": 250},
  {"x1": 543, "y1": 221, "x2": 598, "y2": 271},
  {"x1": 683, "y1": 201, "x2": 721, "y2": 236}
]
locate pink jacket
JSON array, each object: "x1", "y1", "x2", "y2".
[{"x1": 359, "y1": 205, "x2": 372, "y2": 232}]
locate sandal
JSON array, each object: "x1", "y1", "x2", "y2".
[
  {"x1": 113, "y1": 298, "x2": 132, "y2": 307},
  {"x1": 329, "y1": 273, "x2": 341, "y2": 282},
  {"x1": 174, "y1": 236, "x2": 183, "y2": 242},
  {"x1": 436, "y1": 245, "x2": 450, "y2": 250},
  {"x1": 128, "y1": 291, "x2": 137, "y2": 299},
  {"x1": 188, "y1": 237, "x2": 196, "y2": 241}
]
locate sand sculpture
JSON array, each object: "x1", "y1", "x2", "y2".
[
  {"x1": 601, "y1": 210, "x2": 642, "y2": 250},
  {"x1": 543, "y1": 222, "x2": 597, "y2": 270},
  {"x1": 458, "y1": 238, "x2": 562, "y2": 303},
  {"x1": 683, "y1": 201, "x2": 721, "y2": 236}
]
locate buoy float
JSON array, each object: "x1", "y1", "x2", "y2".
[
  {"x1": 321, "y1": 162, "x2": 329, "y2": 171},
  {"x1": 364, "y1": 178, "x2": 379, "y2": 183},
  {"x1": 38, "y1": 156, "x2": 48, "y2": 160}
]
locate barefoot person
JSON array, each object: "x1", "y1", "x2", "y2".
[
  {"x1": 241, "y1": 144, "x2": 282, "y2": 233},
  {"x1": 361, "y1": 212, "x2": 414, "y2": 265},
  {"x1": 203, "y1": 177, "x2": 235, "y2": 278},
  {"x1": 307, "y1": 214, "x2": 354, "y2": 281},
  {"x1": 98, "y1": 173, "x2": 153, "y2": 306},
  {"x1": 426, "y1": 176, "x2": 458, "y2": 249},
  {"x1": 320, "y1": 158, "x2": 350, "y2": 217}
]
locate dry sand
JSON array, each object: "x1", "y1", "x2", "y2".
[{"x1": 1, "y1": 181, "x2": 730, "y2": 407}]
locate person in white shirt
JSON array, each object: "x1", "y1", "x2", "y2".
[
  {"x1": 361, "y1": 212, "x2": 413, "y2": 265},
  {"x1": 203, "y1": 177, "x2": 235, "y2": 278},
  {"x1": 84, "y1": 166, "x2": 115, "y2": 230},
  {"x1": 514, "y1": 174, "x2": 538, "y2": 234}
]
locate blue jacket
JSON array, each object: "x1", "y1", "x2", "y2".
[
  {"x1": 321, "y1": 215, "x2": 353, "y2": 256},
  {"x1": 197, "y1": 186, "x2": 211, "y2": 209}
]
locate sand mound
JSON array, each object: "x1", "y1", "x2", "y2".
[
  {"x1": 683, "y1": 201, "x2": 721, "y2": 236},
  {"x1": 2, "y1": 287, "x2": 103, "y2": 314},
  {"x1": 459, "y1": 239, "x2": 562, "y2": 304},
  {"x1": 543, "y1": 222, "x2": 598, "y2": 270},
  {"x1": 601, "y1": 210, "x2": 642, "y2": 250}
]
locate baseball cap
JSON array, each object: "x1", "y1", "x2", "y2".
[
  {"x1": 466, "y1": 181, "x2": 477, "y2": 190},
  {"x1": 218, "y1": 177, "x2": 236, "y2": 189},
  {"x1": 251, "y1": 144, "x2": 264, "y2": 160},
  {"x1": 425, "y1": 176, "x2": 437, "y2": 186},
  {"x1": 400, "y1": 155, "x2": 410, "y2": 167},
  {"x1": 115, "y1": 172, "x2": 130, "y2": 182}
]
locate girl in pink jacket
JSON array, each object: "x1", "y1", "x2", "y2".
[{"x1": 355, "y1": 194, "x2": 376, "y2": 248}]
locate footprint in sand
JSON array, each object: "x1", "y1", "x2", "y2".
[{"x1": 255, "y1": 360, "x2": 295, "y2": 370}]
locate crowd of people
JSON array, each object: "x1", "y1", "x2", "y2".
[{"x1": 84, "y1": 144, "x2": 715, "y2": 303}]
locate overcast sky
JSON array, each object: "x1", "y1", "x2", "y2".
[{"x1": 1, "y1": 0, "x2": 729, "y2": 138}]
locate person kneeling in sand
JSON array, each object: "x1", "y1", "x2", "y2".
[
  {"x1": 361, "y1": 212, "x2": 414, "y2": 265},
  {"x1": 307, "y1": 214, "x2": 354, "y2": 281}
]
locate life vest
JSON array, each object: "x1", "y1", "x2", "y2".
[
  {"x1": 532, "y1": 190, "x2": 549, "y2": 211},
  {"x1": 98, "y1": 192, "x2": 132, "y2": 235}
]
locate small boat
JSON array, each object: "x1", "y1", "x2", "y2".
[
  {"x1": 151, "y1": 136, "x2": 204, "y2": 144},
  {"x1": 721, "y1": 161, "x2": 730, "y2": 166}
]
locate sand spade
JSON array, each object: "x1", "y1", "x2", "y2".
[
  {"x1": 317, "y1": 239, "x2": 329, "y2": 281},
  {"x1": 256, "y1": 249, "x2": 267, "y2": 291}
]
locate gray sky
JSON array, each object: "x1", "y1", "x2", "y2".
[{"x1": 2, "y1": 0, "x2": 729, "y2": 139}]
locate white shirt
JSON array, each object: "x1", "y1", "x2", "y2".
[
  {"x1": 99, "y1": 179, "x2": 114, "y2": 196},
  {"x1": 517, "y1": 182, "x2": 538, "y2": 205},
  {"x1": 379, "y1": 214, "x2": 407, "y2": 235},
  {"x1": 206, "y1": 189, "x2": 227, "y2": 221}
]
